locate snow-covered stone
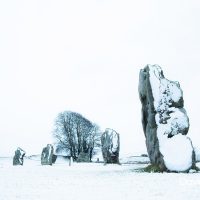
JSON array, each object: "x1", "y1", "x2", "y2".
[
  {"x1": 101, "y1": 128, "x2": 120, "y2": 164},
  {"x1": 13, "y1": 147, "x2": 26, "y2": 166},
  {"x1": 139, "y1": 65, "x2": 195, "y2": 172},
  {"x1": 41, "y1": 144, "x2": 54, "y2": 165}
]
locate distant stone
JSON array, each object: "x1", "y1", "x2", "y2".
[
  {"x1": 13, "y1": 147, "x2": 26, "y2": 166},
  {"x1": 77, "y1": 152, "x2": 90, "y2": 162},
  {"x1": 41, "y1": 144, "x2": 54, "y2": 165},
  {"x1": 101, "y1": 128, "x2": 120, "y2": 164},
  {"x1": 139, "y1": 65, "x2": 195, "y2": 172},
  {"x1": 141, "y1": 154, "x2": 148, "y2": 157}
]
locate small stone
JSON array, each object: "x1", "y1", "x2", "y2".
[
  {"x1": 13, "y1": 147, "x2": 26, "y2": 166},
  {"x1": 101, "y1": 128, "x2": 120, "y2": 164},
  {"x1": 41, "y1": 144, "x2": 54, "y2": 165}
]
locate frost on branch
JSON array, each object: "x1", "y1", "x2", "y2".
[
  {"x1": 101, "y1": 128, "x2": 120, "y2": 164},
  {"x1": 139, "y1": 64, "x2": 195, "y2": 172}
]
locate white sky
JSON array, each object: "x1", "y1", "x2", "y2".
[{"x1": 0, "y1": 0, "x2": 200, "y2": 156}]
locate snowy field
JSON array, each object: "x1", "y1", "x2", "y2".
[{"x1": 1, "y1": 157, "x2": 200, "y2": 200}]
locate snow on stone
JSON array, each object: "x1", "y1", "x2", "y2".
[
  {"x1": 167, "y1": 81, "x2": 182, "y2": 103},
  {"x1": 159, "y1": 134, "x2": 193, "y2": 171},
  {"x1": 48, "y1": 144, "x2": 53, "y2": 160},
  {"x1": 104, "y1": 128, "x2": 119, "y2": 154},
  {"x1": 149, "y1": 64, "x2": 193, "y2": 171},
  {"x1": 149, "y1": 65, "x2": 182, "y2": 112},
  {"x1": 149, "y1": 64, "x2": 162, "y2": 110},
  {"x1": 156, "y1": 108, "x2": 189, "y2": 138},
  {"x1": 110, "y1": 131, "x2": 119, "y2": 153}
]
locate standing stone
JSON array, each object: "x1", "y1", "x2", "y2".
[
  {"x1": 101, "y1": 128, "x2": 120, "y2": 164},
  {"x1": 139, "y1": 65, "x2": 195, "y2": 172},
  {"x1": 41, "y1": 144, "x2": 54, "y2": 165},
  {"x1": 13, "y1": 147, "x2": 26, "y2": 166},
  {"x1": 77, "y1": 152, "x2": 90, "y2": 162}
]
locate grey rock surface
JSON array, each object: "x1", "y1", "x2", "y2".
[
  {"x1": 52, "y1": 154, "x2": 57, "y2": 164},
  {"x1": 13, "y1": 147, "x2": 26, "y2": 166},
  {"x1": 41, "y1": 144, "x2": 54, "y2": 165},
  {"x1": 101, "y1": 128, "x2": 120, "y2": 164}
]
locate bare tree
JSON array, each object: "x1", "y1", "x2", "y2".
[
  {"x1": 53, "y1": 111, "x2": 101, "y2": 161},
  {"x1": 88, "y1": 123, "x2": 101, "y2": 161}
]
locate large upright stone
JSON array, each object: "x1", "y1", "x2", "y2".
[
  {"x1": 13, "y1": 147, "x2": 26, "y2": 166},
  {"x1": 41, "y1": 144, "x2": 54, "y2": 165},
  {"x1": 101, "y1": 128, "x2": 120, "y2": 164},
  {"x1": 139, "y1": 65, "x2": 195, "y2": 172}
]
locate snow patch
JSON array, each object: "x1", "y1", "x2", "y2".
[
  {"x1": 111, "y1": 132, "x2": 119, "y2": 153},
  {"x1": 149, "y1": 65, "x2": 161, "y2": 110},
  {"x1": 159, "y1": 134, "x2": 193, "y2": 171},
  {"x1": 149, "y1": 65, "x2": 182, "y2": 111},
  {"x1": 156, "y1": 108, "x2": 189, "y2": 137},
  {"x1": 1, "y1": 157, "x2": 200, "y2": 200}
]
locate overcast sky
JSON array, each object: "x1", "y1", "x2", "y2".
[{"x1": 0, "y1": 0, "x2": 200, "y2": 156}]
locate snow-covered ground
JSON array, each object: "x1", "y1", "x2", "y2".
[{"x1": 1, "y1": 157, "x2": 200, "y2": 200}]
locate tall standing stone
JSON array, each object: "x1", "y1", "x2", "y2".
[
  {"x1": 13, "y1": 147, "x2": 26, "y2": 166},
  {"x1": 41, "y1": 144, "x2": 54, "y2": 165},
  {"x1": 139, "y1": 65, "x2": 195, "y2": 172},
  {"x1": 101, "y1": 128, "x2": 120, "y2": 164}
]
